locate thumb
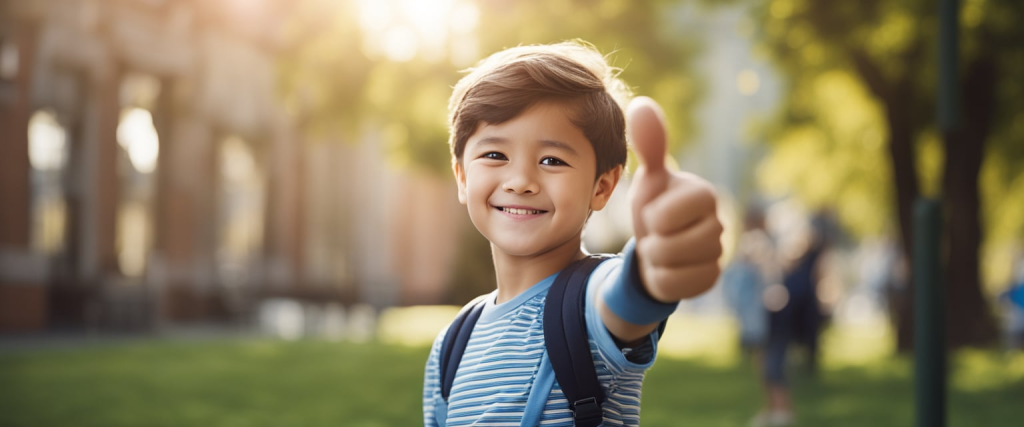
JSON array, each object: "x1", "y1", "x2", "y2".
[
  {"x1": 628, "y1": 96, "x2": 668, "y2": 176},
  {"x1": 628, "y1": 96, "x2": 670, "y2": 238}
]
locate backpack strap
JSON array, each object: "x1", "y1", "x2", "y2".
[
  {"x1": 544, "y1": 255, "x2": 612, "y2": 427},
  {"x1": 439, "y1": 295, "x2": 487, "y2": 401},
  {"x1": 438, "y1": 255, "x2": 666, "y2": 427}
]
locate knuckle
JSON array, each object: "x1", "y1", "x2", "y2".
[
  {"x1": 638, "y1": 236, "x2": 659, "y2": 263},
  {"x1": 708, "y1": 263, "x2": 722, "y2": 279},
  {"x1": 697, "y1": 186, "x2": 717, "y2": 211},
  {"x1": 709, "y1": 243, "x2": 724, "y2": 260},
  {"x1": 711, "y1": 218, "x2": 724, "y2": 235}
]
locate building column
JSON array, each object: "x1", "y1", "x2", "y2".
[
  {"x1": 150, "y1": 103, "x2": 217, "y2": 322},
  {"x1": 84, "y1": 63, "x2": 122, "y2": 281},
  {"x1": 263, "y1": 118, "x2": 305, "y2": 291},
  {"x1": 0, "y1": 21, "x2": 49, "y2": 332}
]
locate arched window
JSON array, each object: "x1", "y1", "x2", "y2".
[
  {"x1": 115, "y1": 106, "x2": 160, "y2": 278},
  {"x1": 217, "y1": 136, "x2": 265, "y2": 286},
  {"x1": 113, "y1": 73, "x2": 162, "y2": 279},
  {"x1": 27, "y1": 109, "x2": 67, "y2": 255}
]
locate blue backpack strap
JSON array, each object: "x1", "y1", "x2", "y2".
[
  {"x1": 544, "y1": 255, "x2": 611, "y2": 427},
  {"x1": 440, "y1": 296, "x2": 487, "y2": 402}
]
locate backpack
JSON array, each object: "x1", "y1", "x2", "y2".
[{"x1": 438, "y1": 255, "x2": 666, "y2": 427}]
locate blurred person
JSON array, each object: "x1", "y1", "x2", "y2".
[
  {"x1": 422, "y1": 41, "x2": 724, "y2": 426},
  {"x1": 722, "y1": 205, "x2": 778, "y2": 356},
  {"x1": 859, "y1": 236, "x2": 905, "y2": 319},
  {"x1": 752, "y1": 211, "x2": 832, "y2": 427}
]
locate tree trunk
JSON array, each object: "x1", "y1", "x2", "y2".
[
  {"x1": 886, "y1": 81, "x2": 921, "y2": 352},
  {"x1": 852, "y1": 50, "x2": 921, "y2": 352},
  {"x1": 941, "y1": 55, "x2": 998, "y2": 348}
]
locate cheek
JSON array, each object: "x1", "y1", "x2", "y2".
[
  {"x1": 464, "y1": 174, "x2": 493, "y2": 202},
  {"x1": 556, "y1": 180, "x2": 596, "y2": 211}
]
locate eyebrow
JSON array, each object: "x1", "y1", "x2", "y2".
[{"x1": 475, "y1": 137, "x2": 580, "y2": 156}]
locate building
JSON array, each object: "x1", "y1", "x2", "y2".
[{"x1": 0, "y1": 0, "x2": 465, "y2": 335}]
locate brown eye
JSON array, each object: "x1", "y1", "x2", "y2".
[{"x1": 540, "y1": 157, "x2": 567, "y2": 166}]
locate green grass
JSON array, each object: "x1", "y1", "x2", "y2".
[
  {"x1": 1, "y1": 324, "x2": 1023, "y2": 426},
  {"x1": 0, "y1": 339, "x2": 426, "y2": 427},
  {"x1": 644, "y1": 350, "x2": 1024, "y2": 427}
]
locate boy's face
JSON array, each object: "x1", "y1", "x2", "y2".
[{"x1": 454, "y1": 101, "x2": 621, "y2": 259}]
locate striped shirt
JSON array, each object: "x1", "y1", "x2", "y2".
[{"x1": 423, "y1": 257, "x2": 659, "y2": 426}]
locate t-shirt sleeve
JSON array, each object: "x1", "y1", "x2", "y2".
[
  {"x1": 423, "y1": 328, "x2": 445, "y2": 426},
  {"x1": 585, "y1": 256, "x2": 660, "y2": 375}
]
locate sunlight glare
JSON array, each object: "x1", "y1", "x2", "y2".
[
  {"x1": 356, "y1": 0, "x2": 478, "y2": 64},
  {"x1": 28, "y1": 110, "x2": 66, "y2": 171},
  {"x1": 401, "y1": 0, "x2": 453, "y2": 60},
  {"x1": 357, "y1": 0, "x2": 391, "y2": 32},
  {"x1": 384, "y1": 25, "x2": 419, "y2": 62},
  {"x1": 449, "y1": 2, "x2": 479, "y2": 35},
  {"x1": 116, "y1": 108, "x2": 160, "y2": 174}
]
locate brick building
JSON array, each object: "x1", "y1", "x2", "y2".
[{"x1": 0, "y1": 0, "x2": 463, "y2": 334}]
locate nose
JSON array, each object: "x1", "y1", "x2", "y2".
[{"x1": 502, "y1": 163, "x2": 539, "y2": 194}]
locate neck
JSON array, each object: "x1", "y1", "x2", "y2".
[{"x1": 490, "y1": 238, "x2": 585, "y2": 304}]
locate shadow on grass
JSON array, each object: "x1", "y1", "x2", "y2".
[{"x1": 1, "y1": 339, "x2": 1021, "y2": 426}]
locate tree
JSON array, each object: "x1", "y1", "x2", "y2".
[
  {"x1": 276, "y1": 0, "x2": 706, "y2": 301},
  {"x1": 279, "y1": 0, "x2": 703, "y2": 174},
  {"x1": 749, "y1": 0, "x2": 1024, "y2": 349}
]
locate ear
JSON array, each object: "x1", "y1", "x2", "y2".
[
  {"x1": 453, "y1": 159, "x2": 468, "y2": 205},
  {"x1": 589, "y1": 165, "x2": 622, "y2": 211}
]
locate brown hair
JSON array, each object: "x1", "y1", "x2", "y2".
[{"x1": 448, "y1": 41, "x2": 630, "y2": 178}]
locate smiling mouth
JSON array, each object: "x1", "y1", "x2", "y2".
[{"x1": 496, "y1": 206, "x2": 548, "y2": 215}]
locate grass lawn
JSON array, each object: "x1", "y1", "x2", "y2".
[{"x1": 1, "y1": 314, "x2": 1022, "y2": 426}]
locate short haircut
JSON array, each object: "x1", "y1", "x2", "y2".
[{"x1": 448, "y1": 41, "x2": 630, "y2": 178}]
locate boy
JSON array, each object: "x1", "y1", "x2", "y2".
[{"x1": 424, "y1": 41, "x2": 723, "y2": 426}]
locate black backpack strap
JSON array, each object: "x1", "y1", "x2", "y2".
[
  {"x1": 544, "y1": 255, "x2": 611, "y2": 427},
  {"x1": 439, "y1": 296, "x2": 487, "y2": 401}
]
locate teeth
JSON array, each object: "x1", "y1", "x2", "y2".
[{"x1": 503, "y1": 207, "x2": 542, "y2": 215}]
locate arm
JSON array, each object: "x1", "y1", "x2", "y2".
[
  {"x1": 598, "y1": 97, "x2": 723, "y2": 344},
  {"x1": 422, "y1": 333, "x2": 443, "y2": 426}
]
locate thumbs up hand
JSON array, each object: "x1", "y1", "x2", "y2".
[{"x1": 628, "y1": 97, "x2": 723, "y2": 302}]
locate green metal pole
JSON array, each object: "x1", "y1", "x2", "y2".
[
  {"x1": 916, "y1": 0, "x2": 959, "y2": 423},
  {"x1": 914, "y1": 198, "x2": 945, "y2": 427}
]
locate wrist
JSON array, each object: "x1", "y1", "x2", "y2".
[{"x1": 601, "y1": 239, "x2": 678, "y2": 325}]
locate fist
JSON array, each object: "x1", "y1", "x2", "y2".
[{"x1": 628, "y1": 97, "x2": 723, "y2": 302}]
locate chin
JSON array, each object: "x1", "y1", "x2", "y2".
[
  {"x1": 490, "y1": 240, "x2": 546, "y2": 258},
  {"x1": 489, "y1": 233, "x2": 578, "y2": 259}
]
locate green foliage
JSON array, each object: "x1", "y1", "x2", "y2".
[
  {"x1": 756, "y1": 70, "x2": 892, "y2": 236},
  {"x1": 747, "y1": 0, "x2": 1024, "y2": 288},
  {"x1": 277, "y1": 0, "x2": 703, "y2": 176},
  {"x1": 748, "y1": 0, "x2": 932, "y2": 238},
  {"x1": 277, "y1": 0, "x2": 371, "y2": 137},
  {"x1": 277, "y1": 1, "x2": 462, "y2": 174},
  {"x1": 275, "y1": 0, "x2": 709, "y2": 294},
  {"x1": 471, "y1": 0, "x2": 703, "y2": 157}
]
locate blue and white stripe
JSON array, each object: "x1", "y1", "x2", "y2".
[{"x1": 423, "y1": 257, "x2": 658, "y2": 426}]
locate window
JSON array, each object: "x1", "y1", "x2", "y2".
[{"x1": 27, "y1": 110, "x2": 68, "y2": 254}]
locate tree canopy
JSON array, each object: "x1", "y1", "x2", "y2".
[
  {"x1": 748, "y1": 0, "x2": 1024, "y2": 347},
  {"x1": 276, "y1": 0, "x2": 708, "y2": 301},
  {"x1": 278, "y1": 0, "x2": 705, "y2": 176}
]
